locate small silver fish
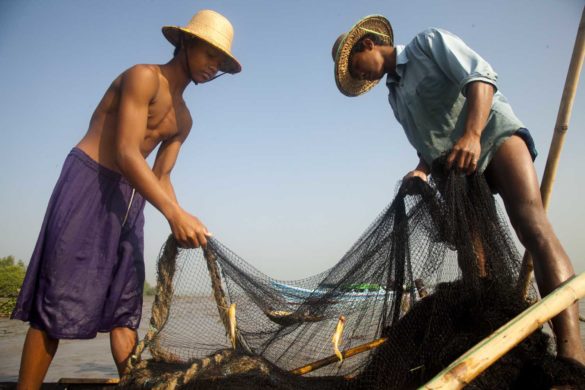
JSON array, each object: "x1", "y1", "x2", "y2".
[
  {"x1": 332, "y1": 315, "x2": 346, "y2": 362},
  {"x1": 228, "y1": 303, "x2": 237, "y2": 349}
]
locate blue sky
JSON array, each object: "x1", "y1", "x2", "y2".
[{"x1": 0, "y1": 0, "x2": 583, "y2": 284}]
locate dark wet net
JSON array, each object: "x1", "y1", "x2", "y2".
[{"x1": 120, "y1": 164, "x2": 585, "y2": 389}]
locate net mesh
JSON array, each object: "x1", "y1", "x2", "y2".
[{"x1": 120, "y1": 163, "x2": 585, "y2": 389}]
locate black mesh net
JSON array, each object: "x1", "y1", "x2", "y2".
[{"x1": 120, "y1": 163, "x2": 585, "y2": 389}]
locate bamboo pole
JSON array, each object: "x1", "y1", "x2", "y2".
[
  {"x1": 421, "y1": 272, "x2": 585, "y2": 390},
  {"x1": 58, "y1": 378, "x2": 120, "y2": 385},
  {"x1": 289, "y1": 337, "x2": 388, "y2": 375},
  {"x1": 518, "y1": 5, "x2": 585, "y2": 296}
]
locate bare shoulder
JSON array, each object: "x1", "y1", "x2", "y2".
[
  {"x1": 119, "y1": 64, "x2": 161, "y2": 99},
  {"x1": 122, "y1": 64, "x2": 159, "y2": 80}
]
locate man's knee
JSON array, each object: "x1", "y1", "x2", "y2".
[
  {"x1": 509, "y1": 203, "x2": 551, "y2": 250},
  {"x1": 27, "y1": 326, "x2": 59, "y2": 349},
  {"x1": 111, "y1": 327, "x2": 137, "y2": 341},
  {"x1": 110, "y1": 327, "x2": 137, "y2": 376}
]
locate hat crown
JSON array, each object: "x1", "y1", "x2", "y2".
[
  {"x1": 162, "y1": 9, "x2": 241, "y2": 73},
  {"x1": 184, "y1": 9, "x2": 234, "y2": 53}
]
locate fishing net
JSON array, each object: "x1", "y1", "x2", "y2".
[{"x1": 119, "y1": 161, "x2": 585, "y2": 389}]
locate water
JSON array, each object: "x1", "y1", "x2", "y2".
[
  {"x1": 0, "y1": 297, "x2": 154, "y2": 382},
  {"x1": 1, "y1": 298, "x2": 585, "y2": 382}
]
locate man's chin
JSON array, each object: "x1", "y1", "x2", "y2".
[{"x1": 191, "y1": 74, "x2": 209, "y2": 84}]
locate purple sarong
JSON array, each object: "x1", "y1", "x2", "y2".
[{"x1": 12, "y1": 148, "x2": 146, "y2": 339}]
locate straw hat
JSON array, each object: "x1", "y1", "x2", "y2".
[
  {"x1": 332, "y1": 15, "x2": 393, "y2": 97},
  {"x1": 162, "y1": 10, "x2": 241, "y2": 74}
]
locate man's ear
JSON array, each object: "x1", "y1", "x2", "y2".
[{"x1": 362, "y1": 37, "x2": 375, "y2": 50}]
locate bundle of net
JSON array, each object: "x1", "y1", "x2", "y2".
[{"x1": 119, "y1": 161, "x2": 585, "y2": 389}]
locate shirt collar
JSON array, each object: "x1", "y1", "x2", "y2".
[{"x1": 386, "y1": 45, "x2": 408, "y2": 85}]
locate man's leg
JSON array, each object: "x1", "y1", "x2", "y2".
[
  {"x1": 110, "y1": 327, "x2": 137, "y2": 376},
  {"x1": 17, "y1": 327, "x2": 59, "y2": 390},
  {"x1": 485, "y1": 134, "x2": 585, "y2": 364}
]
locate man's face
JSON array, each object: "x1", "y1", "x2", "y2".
[
  {"x1": 185, "y1": 39, "x2": 224, "y2": 83},
  {"x1": 349, "y1": 39, "x2": 385, "y2": 81}
]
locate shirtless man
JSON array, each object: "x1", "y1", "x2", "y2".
[{"x1": 12, "y1": 10, "x2": 241, "y2": 388}]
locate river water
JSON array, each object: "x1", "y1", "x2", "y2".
[
  {"x1": 0, "y1": 297, "x2": 154, "y2": 381},
  {"x1": 1, "y1": 298, "x2": 585, "y2": 382}
]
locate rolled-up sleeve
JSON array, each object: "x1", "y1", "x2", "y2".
[{"x1": 414, "y1": 28, "x2": 498, "y2": 96}]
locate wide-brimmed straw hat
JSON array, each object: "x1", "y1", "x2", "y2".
[
  {"x1": 332, "y1": 15, "x2": 393, "y2": 97},
  {"x1": 162, "y1": 10, "x2": 242, "y2": 74}
]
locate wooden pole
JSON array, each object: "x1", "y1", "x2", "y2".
[
  {"x1": 289, "y1": 337, "x2": 388, "y2": 375},
  {"x1": 518, "y1": 6, "x2": 585, "y2": 296},
  {"x1": 421, "y1": 272, "x2": 585, "y2": 390},
  {"x1": 58, "y1": 378, "x2": 120, "y2": 385}
]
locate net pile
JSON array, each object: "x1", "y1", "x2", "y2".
[{"x1": 120, "y1": 164, "x2": 585, "y2": 389}]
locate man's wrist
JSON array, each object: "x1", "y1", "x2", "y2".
[
  {"x1": 463, "y1": 130, "x2": 482, "y2": 139},
  {"x1": 162, "y1": 201, "x2": 181, "y2": 221}
]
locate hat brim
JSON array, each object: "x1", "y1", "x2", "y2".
[
  {"x1": 334, "y1": 15, "x2": 393, "y2": 97},
  {"x1": 162, "y1": 26, "x2": 242, "y2": 74}
]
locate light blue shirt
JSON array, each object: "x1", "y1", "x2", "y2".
[{"x1": 386, "y1": 28, "x2": 525, "y2": 173}]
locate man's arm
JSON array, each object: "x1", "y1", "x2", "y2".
[
  {"x1": 415, "y1": 29, "x2": 497, "y2": 174},
  {"x1": 153, "y1": 137, "x2": 184, "y2": 204},
  {"x1": 446, "y1": 81, "x2": 494, "y2": 174},
  {"x1": 151, "y1": 134, "x2": 211, "y2": 247},
  {"x1": 115, "y1": 65, "x2": 209, "y2": 248}
]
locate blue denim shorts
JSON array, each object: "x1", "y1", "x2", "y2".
[{"x1": 515, "y1": 127, "x2": 538, "y2": 161}]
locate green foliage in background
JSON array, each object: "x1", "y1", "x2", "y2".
[
  {"x1": 144, "y1": 281, "x2": 156, "y2": 296},
  {"x1": 0, "y1": 255, "x2": 26, "y2": 316},
  {"x1": 0, "y1": 256, "x2": 157, "y2": 316}
]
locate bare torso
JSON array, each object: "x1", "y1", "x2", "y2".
[{"x1": 76, "y1": 64, "x2": 192, "y2": 172}]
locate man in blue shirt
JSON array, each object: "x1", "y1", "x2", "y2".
[{"x1": 332, "y1": 15, "x2": 585, "y2": 365}]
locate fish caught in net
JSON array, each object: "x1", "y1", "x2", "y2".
[{"x1": 119, "y1": 162, "x2": 585, "y2": 389}]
